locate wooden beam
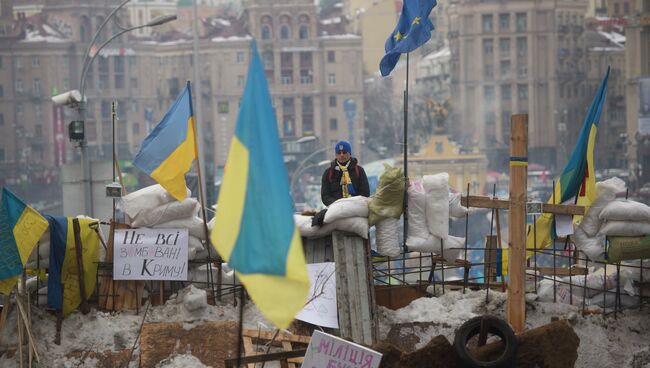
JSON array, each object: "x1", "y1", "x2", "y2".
[
  {"x1": 461, "y1": 196, "x2": 584, "y2": 215},
  {"x1": 527, "y1": 267, "x2": 588, "y2": 276},
  {"x1": 507, "y1": 114, "x2": 527, "y2": 333},
  {"x1": 224, "y1": 349, "x2": 307, "y2": 367}
]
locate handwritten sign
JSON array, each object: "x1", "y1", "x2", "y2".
[
  {"x1": 296, "y1": 262, "x2": 338, "y2": 328},
  {"x1": 303, "y1": 330, "x2": 382, "y2": 368},
  {"x1": 114, "y1": 229, "x2": 188, "y2": 281}
]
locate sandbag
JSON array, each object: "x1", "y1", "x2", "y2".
[
  {"x1": 606, "y1": 236, "x2": 650, "y2": 263},
  {"x1": 449, "y1": 191, "x2": 468, "y2": 218},
  {"x1": 407, "y1": 180, "x2": 429, "y2": 240},
  {"x1": 599, "y1": 200, "x2": 650, "y2": 222},
  {"x1": 122, "y1": 184, "x2": 191, "y2": 220},
  {"x1": 324, "y1": 196, "x2": 370, "y2": 223},
  {"x1": 368, "y1": 164, "x2": 405, "y2": 226},
  {"x1": 423, "y1": 173, "x2": 450, "y2": 239},
  {"x1": 295, "y1": 214, "x2": 337, "y2": 239},
  {"x1": 580, "y1": 177, "x2": 626, "y2": 237},
  {"x1": 26, "y1": 230, "x2": 50, "y2": 269},
  {"x1": 573, "y1": 224, "x2": 606, "y2": 261},
  {"x1": 563, "y1": 272, "x2": 617, "y2": 298},
  {"x1": 376, "y1": 217, "x2": 400, "y2": 257},
  {"x1": 131, "y1": 198, "x2": 199, "y2": 228},
  {"x1": 406, "y1": 234, "x2": 464, "y2": 263},
  {"x1": 153, "y1": 216, "x2": 206, "y2": 239},
  {"x1": 188, "y1": 236, "x2": 205, "y2": 260},
  {"x1": 188, "y1": 264, "x2": 239, "y2": 287},
  {"x1": 332, "y1": 217, "x2": 369, "y2": 239},
  {"x1": 598, "y1": 221, "x2": 650, "y2": 237}
]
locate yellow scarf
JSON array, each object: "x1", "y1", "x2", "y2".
[{"x1": 337, "y1": 160, "x2": 356, "y2": 198}]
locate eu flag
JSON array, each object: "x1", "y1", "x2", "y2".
[
  {"x1": 211, "y1": 40, "x2": 309, "y2": 329},
  {"x1": 380, "y1": 0, "x2": 438, "y2": 76}
]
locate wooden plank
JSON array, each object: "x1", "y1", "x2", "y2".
[
  {"x1": 72, "y1": 219, "x2": 89, "y2": 314},
  {"x1": 507, "y1": 114, "x2": 528, "y2": 333},
  {"x1": 281, "y1": 341, "x2": 296, "y2": 368},
  {"x1": 461, "y1": 196, "x2": 584, "y2": 215},
  {"x1": 242, "y1": 337, "x2": 256, "y2": 368},
  {"x1": 485, "y1": 235, "x2": 498, "y2": 283},
  {"x1": 332, "y1": 233, "x2": 351, "y2": 341},
  {"x1": 242, "y1": 330, "x2": 311, "y2": 344},
  {"x1": 224, "y1": 349, "x2": 307, "y2": 367}
]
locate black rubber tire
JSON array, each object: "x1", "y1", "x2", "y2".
[{"x1": 453, "y1": 315, "x2": 518, "y2": 368}]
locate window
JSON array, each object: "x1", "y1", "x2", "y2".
[
  {"x1": 501, "y1": 84, "x2": 511, "y2": 100},
  {"x1": 35, "y1": 104, "x2": 42, "y2": 117},
  {"x1": 327, "y1": 51, "x2": 335, "y2": 63},
  {"x1": 14, "y1": 56, "x2": 21, "y2": 69},
  {"x1": 485, "y1": 111, "x2": 496, "y2": 125},
  {"x1": 329, "y1": 118, "x2": 338, "y2": 130},
  {"x1": 15, "y1": 79, "x2": 23, "y2": 94},
  {"x1": 32, "y1": 56, "x2": 40, "y2": 67},
  {"x1": 35, "y1": 124, "x2": 42, "y2": 138},
  {"x1": 131, "y1": 77, "x2": 138, "y2": 89},
  {"x1": 16, "y1": 103, "x2": 23, "y2": 115},
  {"x1": 302, "y1": 96, "x2": 314, "y2": 135},
  {"x1": 218, "y1": 101, "x2": 229, "y2": 114},
  {"x1": 499, "y1": 14, "x2": 510, "y2": 31},
  {"x1": 0, "y1": 56, "x2": 3, "y2": 69},
  {"x1": 614, "y1": 3, "x2": 620, "y2": 15},
  {"x1": 0, "y1": 149, "x2": 4, "y2": 161},
  {"x1": 483, "y1": 39, "x2": 494, "y2": 58},
  {"x1": 517, "y1": 84, "x2": 528, "y2": 99},
  {"x1": 101, "y1": 101, "x2": 111, "y2": 119},
  {"x1": 236, "y1": 52, "x2": 245, "y2": 64},
  {"x1": 516, "y1": 13, "x2": 527, "y2": 32},
  {"x1": 0, "y1": 85, "x2": 3, "y2": 98},
  {"x1": 329, "y1": 96, "x2": 337, "y2": 107},
  {"x1": 499, "y1": 38, "x2": 510, "y2": 57},
  {"x1": 328, "y1": 73, "x2": 336, "y2": 85},
  {"x1": 0, "y1": 113, "x2": 4, "y2": 125},
  {"x1": 280, "y1": 25, "x2": 290, "y2": 40},
  {"x1": 516, "y1": 37, "x2": 527, "y2": 57},
  {"x1": 517, "y1": 64, "x2": 527, "y2": 78},
  {"x1": 482, "y1": 14, "x2": 493, "y2": 33},
  {"x1": 484, "y1": 86, "x2": 495, "y2": 101},
  {"x1": 133, "y1": 122, "x2": 140, "y2": 135},
  {"x1": 262, "y1": 25, "x2": 271, "y2": 40},
  {"x1": 237, "y1": 75, "x2": 245, "y2": 87},
  {"x1": 500, "y1": 60, "x2": 511, "y2": 77},
  {"x1": 63, "y1": 78, "x2": 70, "y2": 90},
  {"x1": 282, "y1": 98, "x2": 295, "y2": 136},
  {"x1": 299, "y1": 25, "x2": 309, "y2": 39},
  {"x1": 484, "y1": 64, "x2": 494, "y2": 80},
  {"x1": 624, "y1": 2, "x2": 630, "y2": 13},
  {"x1": 502, "y1": 110, "x2": 511, "y2": 128}
]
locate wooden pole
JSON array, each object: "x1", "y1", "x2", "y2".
[
  {"x1": 72, "y1": 218, "x2": 90, "y2": 314},
  {"x1": 507, "y1": 114, "x2": 528, "y2": 333}
]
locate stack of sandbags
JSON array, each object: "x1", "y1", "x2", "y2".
[
  {"x1": 405, "y1": 174, "x2": 466, "y2": 263},
  {"x1": 597, "y1": 199, "x2": 650, "y2": 236},
  {"x1": 122, "y1": 184, "x2": 210, "y2": 260},
  {"x1": 573, "y1": 177, "x2": 626, "y2": 261}
]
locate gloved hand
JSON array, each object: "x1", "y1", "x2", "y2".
[{"x1": 311, "y1": 209, "x2": 328, "y2": 227}]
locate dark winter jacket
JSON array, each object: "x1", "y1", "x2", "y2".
[{"x1": 320, "y1": 158, "x2": 370, "y2": 206}]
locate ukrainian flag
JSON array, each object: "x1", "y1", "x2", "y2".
[
  {"x1": 526, "y1": 67, "x2": 610, "y2": 254},
  {"x1": 0, "y1": 188, "x2": 49, "y2": 294},
  {"x1": 134, "y1": 83, "x2": 197, "y2": 201},
  {"x1": 211, "y1": 41, "x2": 309, "y2": 329}
]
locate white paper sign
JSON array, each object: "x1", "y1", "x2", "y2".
[
  {"x1": 555, "y1": 215, "x2": 574, "y2": 237},
  {"x1": 296, "y1": 262, "x2": 338, "y2": 328},
  {"x1": 114, "y1": 228, "x2": 188, "y2": 281},
  {"x1": 303, "y1": 330, "x2": 382, "y2": 368}
]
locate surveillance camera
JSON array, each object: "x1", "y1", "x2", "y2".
[{"x1": 51, "y1": 90, "x2": 83, "y2": 106}]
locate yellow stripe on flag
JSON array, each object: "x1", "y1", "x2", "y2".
[
  {"x1": 13, "y1": 207, "x2": 49, "y2": 264},
  {"x1": 61, "y1": 218, "x2": 100, "y2": 316}
]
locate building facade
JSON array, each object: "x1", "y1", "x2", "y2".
[
  {"x1": 448, "y1": 0, "x2": 589, "y2": 172},
  {"x1": 0, "y1": 0, "x2": 364, "y2": 200}
]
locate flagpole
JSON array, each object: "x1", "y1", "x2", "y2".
[
  {"x1": 403, "y1": 52, "x2": 409, "y2": 258},
  {"x1": 187, "y1": 81, "x2": 223, "y2": 301}
]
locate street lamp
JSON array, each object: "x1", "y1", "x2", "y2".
[{"x1": 52, "y1": 2, "x2": 176, "y2": 217}]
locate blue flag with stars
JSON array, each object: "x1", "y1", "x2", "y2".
[{"x1": 380, "y1": 0, "x2": 437, "y2": 76}]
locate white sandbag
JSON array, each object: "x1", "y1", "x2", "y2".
[
  {"x1": 376, "y1": 218, "x2": 400, "y2": 257},
  {"x1": 295, "y1": 214, "x2": 336, "y2": 238},
  {"x1": 407, "y1": 180, "x2": 429, "y2": 240},
  {"x1": 188, "y1": 264, "x2": 239, "y2": 286},
  {"x1": 580, "y1": 177, "x2": 627, "y2": 237},
  {"x1": 37, "y1": 286, "x2": 48, "y2": 306},
  {"x1": 26, "y1": 231, "x2": 50, "y2": 269},
  {"x1": 573, "y1": 224, "x2": 606, "y2": 261},
  {"x1": 564, "y1": 272, "x2": 617, "y2": 298},
  {"x1": 187, "y1": 236, "x2": 205, "y2": 260},
  {"x1": 122, "y1": 184, "x2": 191, "y2": 220},
  {"x1": 131, "y1": 198, "x2": 199, "y2": 228},
  {"x1": 332, "y1": 217, "x2": 369, "y2": 239},
  {"x1": 406, "y1": 234, "x2": 464, "y2": 263},
  {"x1": 153, "y1": 216, "x2": 206, "y2": 239},
  {"x1": 422, "y1": 173, "x2": 450, "y2": 239},
  {"x1": 449, "y1": 191, "x2": 468, "y2": 218},
  {"x1": 599, "y1": 200, "x2": 650, "y2": 222},
  {"x1": 324, "y1": 196, "x2": 370, "y2": 223},
  {"x1": 598, "y1": 221, "x2": 650, "y2": 237},
  {"x1": 589, "y1": 289, "x2": 638, "y2": 308}
]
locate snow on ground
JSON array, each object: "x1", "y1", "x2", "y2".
[{"x1": 0, "y1": 286, "x2": 648, "y2": 367}]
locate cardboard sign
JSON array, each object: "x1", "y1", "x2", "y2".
[
  {"x1": 296, "y1": 262, "x2": 338, "y2": 328},
  {"x1": 114, "y1": 228, "x2": 188, "y2": 281},
  {"x1": 303, "y1": 330, "x2": 382, "y2": 368}
]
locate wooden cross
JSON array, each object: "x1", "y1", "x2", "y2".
[{"x1": 460, "y1": 115, "x2": 585, "y2": 333}]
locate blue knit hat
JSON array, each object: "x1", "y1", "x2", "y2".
[{"x1": 334, "y1": 140, "x2": 352, "y2": 154}]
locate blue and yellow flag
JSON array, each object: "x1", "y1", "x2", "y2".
[
  {"x1": 526, "y1": 67, "x2": 610, "y2": 253},
  {"x1": 380, "y1": 0, "x2": 437, "y2": 76},
  {"x1": 134, "y1": 83, "x2": 197, "y2": 201},
  {"x1": 211, "y1": 41, "x2": 309, "y2": 329},
  {"x1": 46, "y1": 216, "x2": 100, "y2": 316},
  {"x1": 0, "y1": 188, "x2": 49, "y2": 294}
]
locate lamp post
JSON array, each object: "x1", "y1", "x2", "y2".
[{"x1": 55, "y1": 4, "x2": 176, "y2": 217}]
